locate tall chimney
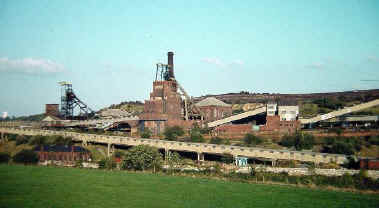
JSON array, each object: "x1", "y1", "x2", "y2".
[{"x1": 167, "y1": 51, "x2": 174, "y2": 78}]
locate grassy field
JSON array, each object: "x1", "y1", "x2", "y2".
[{"x1": 0, "y1": 165, "x2": 378, "y2": 208}]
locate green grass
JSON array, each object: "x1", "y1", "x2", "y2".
[{"x1": 0, "y1": 165, "x2": 378, "y2": 208}]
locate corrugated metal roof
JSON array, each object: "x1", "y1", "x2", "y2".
[{"x1": 195, "y1": 97, "x2": 231, "y2": 107}]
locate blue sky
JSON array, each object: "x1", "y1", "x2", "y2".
[{"x1": 0, "y1": 0, "x2": 379, "y2": 116}]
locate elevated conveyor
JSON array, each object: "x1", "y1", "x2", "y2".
[
  {"x1": 207, "y1": 107, "x2": 266, "y2": 128},
  {"x1": 300, "y1": 99, "x2": 379, "y2": 124},
  {"x1": 64, "y1": 116, "x2": 139, "y2": 127}
]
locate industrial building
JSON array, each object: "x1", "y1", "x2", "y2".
[
  {"x1": 41, "y1": 51, "x2": 379, "y2": 137},
  {"x1": 139, "y1": 52, "x2": 203, "y2": 134}
]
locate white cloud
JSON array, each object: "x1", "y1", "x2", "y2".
[
  {"x1": 201, "y1": 57, "x2": 244, "y2": 68},
  {"x1": 0, "y1": 57, "x2": 65, "y2": 74},
  {"x1": 231, "y1": 59, "x2": 244, "y2": 65},
  {"x1": 2, "y1": 112, "x2": 7, "y2": 119}
]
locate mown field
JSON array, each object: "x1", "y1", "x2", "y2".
[{"x1": 0, "y1": 165, "x2": 378, "y2": 208}]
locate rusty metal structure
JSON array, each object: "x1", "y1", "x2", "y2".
[{"x1": 59, "y1": 81, "x2": 95, "y2": 120}]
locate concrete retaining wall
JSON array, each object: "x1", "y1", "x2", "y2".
[{"x1": 255, "y1": 167, "x2": 379, "y2": 179}]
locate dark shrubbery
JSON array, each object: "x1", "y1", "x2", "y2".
[
  {"x1": 13, "y1": 149, "x2": 39, "y2": 164},
  {"x1": 279, "y1": 132, "x2": 314, "y2": 150},
  {"x1": 322, "y1": 136, "x2": 363, "y2": 155},
  {"x1": 140, "y1": 128, "x2": 152, "y2": 138},
  {"x1": 15, "y1": 135, "x2": 29, "y2": 145},
  {"x1": 209, "y1": 137, "x2": 224, "y2": 144},
  {"x1": 98, "y1": 157, "x2": 117, "y2": 170},
  {"x1": 51, "y1": 136, "x2": 73, "y2": 146},
  {"x1": 324, "y1": 142, "x2": 354, "y2": 155},
  {"x1": 0, "y1": 152, "x2": 11, "y2": 163},
  {"x1": 189, "y1": 126, "x2": 205, "y2": 143},
  {"x1": 164, "y1": 126, "x2": 185, "y2": 141},
  {"x1": 28, "y1": 135, "x2": 73, "y2": 146},
  {"x1": 4, "y1": 133, "x2": 18, "y2": 141},
  {"x1": 28, "y1": 135, "x2": 48, "y2": 145},
  {"x1": 243, "y1": 134, "x2": 263, "y2": 146}
]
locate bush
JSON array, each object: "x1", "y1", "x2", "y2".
[
  {"x1": 122, "y1": 145, "x2": 163, "y2": 172},
  {"x1": 324, "y1": 142, "x2": 354, "y2": 155},
  {"x1": 15, "y1": 135, "x2": 29, "y2": 145},
  {"x1": 52, "y1": 136, "x2": 73, "y2": 146},
  {"x1": 98, "y1": 157, "x2": 116, "y2": 170},
  {"x1": 209, "y1": 137, "x2": 223, "y2": 144},
  {"x1": 29, "y1": 135, "x2": 48, "y2": 145},
  {"x1": 13, "y1": 149, "x2": 39, "y2": 164},
  {"x1": 140, "y1": 128, "x2": 152, "y2": 138},
  {"x1": 279, "y1": 132, "x2": 314, "y2": 150},
  {"x1": 164, "y1": 126, "x2": 184, "y2": 141},
  {"x1": 324, "y1": 137, "x2": 336, "y2": 145},
  {"x1": 190, "y1": 130, "x2": 204, "y2": 143},
  {"x1": 0, "y1": 152, "x2": 11, "y2": 163},
  {"x1": 243, "y1": 134, "x2": 263, "y2": 146}
]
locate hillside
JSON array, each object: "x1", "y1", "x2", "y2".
[
  {"x1": 195, "y1": 89, "x2": 379, "y2": 117},
  {"x1": 98, "y1": 101, "x2": 144, "y2": 116},
  {"x1": 195, "y1": 89, "x2": 379, "y2": 104}
]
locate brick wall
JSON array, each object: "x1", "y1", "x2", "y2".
[
  {"x1": 199, "y1": 105, "x2": 232, "y2": 122},
  {"x1": 215, "y1": 124, "x2": 252, "y2": 137},
  {"x1": 260, "y1": 115, "x2": 300, "y2": 133},
  {"x1": 45, "y1": 104, "x2": 59, "y2": 117}
]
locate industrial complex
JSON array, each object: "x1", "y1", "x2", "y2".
[{"x1": 38, "y1": 52, "x2": 379, "y2": 138}]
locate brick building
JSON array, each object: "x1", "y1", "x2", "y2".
[
  {"x1": 45, "y1": 104, "x2": 60, "y2": 117},
  {"x1": 139, "y1": 52, "x2": 199, "y2": 134},
  {"x1": 195, "y1": 97, "x2": 232, "y2": 122},
  {"x1": 34, "y1": 145, "x2": 91, "y2": 162}
]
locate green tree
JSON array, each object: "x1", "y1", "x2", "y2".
[
  {"x1": 190, "y1": 129, "x2": 204, "y2": 143},
  {"x1": 280, "y1": 132, "x2": 314, "y2": 150},
  {"x1": 13, "y1": 149, "x2": 39, "y2": 164},
  {"x1": 164, "y1": 126, "x2": 185, "y2": 141},
  {"x1": 167, "y1": 151, "x2": 181, "y2": 174},
  {"x1": 243, "y1": 133, "x2": 263, "y2": 146},
  {"x1": 122, "y1": 145, "x2": 163, "y2": 172}
]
